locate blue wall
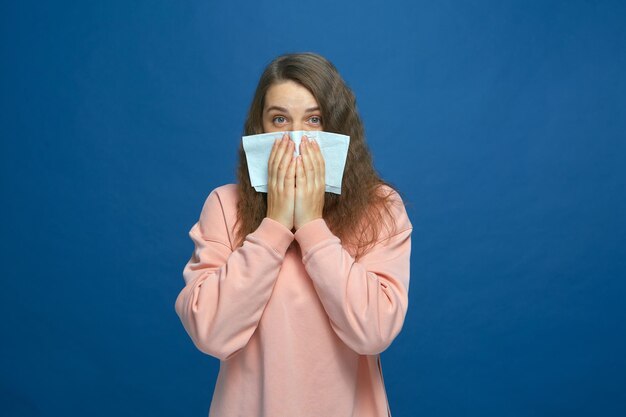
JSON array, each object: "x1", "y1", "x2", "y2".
[{"x1": 1, "y1": 1, "x2": 624, "y2": 416}]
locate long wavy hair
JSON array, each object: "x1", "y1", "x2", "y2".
[{"x1": 234, "y1": 52, "x2": 404, "y2": 259}]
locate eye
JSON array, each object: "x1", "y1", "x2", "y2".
[
  {"x1": 272, "y1": 116, "x2": 287, "y2": 124},
  {"x1": 308, "y1": 116, "x2": 322, "y2": 125}
]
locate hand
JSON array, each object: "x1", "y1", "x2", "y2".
[
  {"x1": 266, "y1": 133, "x2": 296, "y2": 230},
  {"x1": 294, "y1": 135, "x2": 325, "y2": 230}
]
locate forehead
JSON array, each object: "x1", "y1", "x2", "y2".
[{"x1": 264, "y1": 80, "x2": 319, "y2": 110}]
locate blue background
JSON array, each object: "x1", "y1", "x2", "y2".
[{"x1": 1, "y1": 1, "x2": 625, "y2": 416}]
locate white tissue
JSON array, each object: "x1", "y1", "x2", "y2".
[{"x1": 242, "y1": 130, "x2": 350, "y2": 194}]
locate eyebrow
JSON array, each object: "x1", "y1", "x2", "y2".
[{"x1": 265, "y1": 106, "x2": 320, "y2": 113}]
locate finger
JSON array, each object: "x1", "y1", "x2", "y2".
[
  {"x1": 274, "y1": 133, "x2": 291, "y2": 164},
  {"x1": 295, "y1": 155, "x2": 305, "y2": 188},
  {"x1": 268, "y1": 135, "x2": 282, "y2": 174},
  {"x1": 301, "y1": 137, "x2": 315, "y2": 189},
  {"x1": 270, "y1": 133, "x2": 289, "y2": 170},
  {"x1": 268, "y1": 137, "x2": 280, "y2": 166},
  {"x1": 304, "y1": 138, "x2": 317, "y2": 188},
  {"x1": 267, "y1": 137, "x2": 281, "y2": 184},
  {"x1": 271, "y1": 134, "x2": 290, "y2": 188},
  {"x1": 310, "y1": 139, "x2": 325, "y2": 187},
  {"x1": 276, "y1": 139, "x2": 294, "y2": 191},
  {"x1": 285, "y1": 154, "x2": 296, "y2": 189}
]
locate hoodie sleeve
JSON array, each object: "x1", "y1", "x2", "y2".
[
  {"x1": 293, "y1": 190, "x2": 412, "y2": 355},
  {"x1": 174, "y1": 188, "x2": 294, "y2": 361}
]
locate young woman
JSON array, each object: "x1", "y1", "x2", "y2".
[{"x1": 175, "y1": 52, "x2": 413, "y2": 417}]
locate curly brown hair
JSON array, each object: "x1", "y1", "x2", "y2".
[{"x1": 234, "y1": 52, "x2": 404, "y2": 259}]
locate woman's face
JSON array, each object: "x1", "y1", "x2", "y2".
[{"x1": 262, "y1": 80, "x2": 323, "y2": 133}]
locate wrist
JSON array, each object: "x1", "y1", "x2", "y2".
[
  {"x1": 267, "y1": 213, "x2": 293, "y2": 231},
  {"x1": 295, "y1": 215, "x2": 323, "y2": 231}
]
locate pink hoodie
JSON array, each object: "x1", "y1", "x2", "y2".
[{"x1": 175, "y1": 183, "x2": 412, "y2": 417}]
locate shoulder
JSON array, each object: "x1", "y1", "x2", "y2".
[
  {"x1": 347, "y1": 183, "x2": 413, "y2": 258},
  {"x1": 209, "y1": 184, "x2": 239, "y2": 204},
  {"x1": 211, "y1": 183, "x2": 239, "y2": 200},
  {"x1": 195, "y1": 183, "x2": 239, "y2": 246},
  {"x1": 202, "y1": 183, "x2": 239, "y2": 211},
  {"x1": 373, "y1": 183, "x2": 413, "y2": 235}
]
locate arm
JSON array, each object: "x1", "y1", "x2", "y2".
[
  {"x1": 293, "y1": 199, "x2": 412, "y2": 355},
  {"x1": 174, "y1": 188, "x2": 294, "y2": 361}
]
